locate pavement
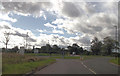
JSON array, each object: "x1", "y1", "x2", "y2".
[{"x1": 35, "y1": 57, "x2": 119, "y2": 74}]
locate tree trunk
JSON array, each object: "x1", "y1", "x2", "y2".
[{"x1": 6, "y1": 43, "x2": 7, "y2": 51}]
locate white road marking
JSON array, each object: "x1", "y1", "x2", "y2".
[
  {"x1": 81, "y1": 62, "x2": 96, "y2": 74},
  {"x1": 88, "y1": 68, "x2": 96, "y2": 74}
]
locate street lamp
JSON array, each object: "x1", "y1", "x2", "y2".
[
  {"x1": 114, "y1": 26, "x2": 117, "y2": 41},
  {"x1": 114, "y1": 25, "x2": 118, "y2": 53},
  {"x1": 25, "y1": 32, "x2": 28, "y2": 49}
]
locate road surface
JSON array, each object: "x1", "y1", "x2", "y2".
[
  {"x1": 35, "y1": 57, "x2": 119, "y2": 74},
  {"x1": 82, "y1": 57, "x2": 118, "y2": 74}
]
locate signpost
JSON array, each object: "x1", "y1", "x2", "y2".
[
  {"x1": 18, "y1": 47, "x2": 24, "y2": 55},
  {"x1": 34, "y1": 49, "x2": 38, "y2": 54}
]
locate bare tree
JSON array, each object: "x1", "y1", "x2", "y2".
[{"x1": 3, "y1": 31, "x2": 10, "y2": 50}]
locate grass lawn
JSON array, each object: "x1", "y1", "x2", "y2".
[
  {"x1": 2, "y1": 53, "x2": 56, "y2": 74},
  {"x1": 110, "y1": 57, "x2": 120, "y2": 65},
  {"x1": 25, "y1": 53, "x2": 62, "y2": 56},
  {"x1": 51, "y1": 55, "x2": 108, "y2": 60},
  {"x1": 25, "y1": 53, "x2": 50, "y2": 56}
]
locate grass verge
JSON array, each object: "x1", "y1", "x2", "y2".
[
  {"x1": 3, "y1": 58, "x2": 56, "y2": 74},
  {"x1": 110, "y1": 57, "x2": 120, "y2": 65},
  {"x1": 25, "y1": 53, "x2": 62, "y2": 56},
  {"x1": 2, "y1": 53, "x2": 56, "y2": 74},
  {"x1": 51, "y1": 55, "x2": 107, "y2": 60}
]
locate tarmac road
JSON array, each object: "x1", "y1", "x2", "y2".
[
  {"x1": 35, "y1": 57, "x2": 119, "y2": 74},
  {"x1": 82, "y1": 57, "x2": 119, "y2": 74}
]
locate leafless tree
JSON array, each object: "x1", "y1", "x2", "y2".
[{"x1": 3, "y1": 31, "x2": 10, "y2": 50}]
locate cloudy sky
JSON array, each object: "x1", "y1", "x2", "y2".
[{"x1": 0, "y1": 0, "x2": 118, "y2": 49}]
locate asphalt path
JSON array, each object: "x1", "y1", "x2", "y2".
[
  {"x1": 82, "y1": 57, "x2": 119, "y2": 74},
  {"x1": 35, "y1": 57, "x2": 119, "y2": 74}
]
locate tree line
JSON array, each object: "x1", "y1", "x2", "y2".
[
  {"x1": 25, "y1": 43, "x2": 86, "y2": 55},
  {"x1": 2, "y1": 31, "x2": 120, "y2": 57},
  {"x1": 91, "y1": 36, "x2": 119, "y2": 56},
  {"x1": 24, "y1": 36, "x2": 120, "y2": 56}
]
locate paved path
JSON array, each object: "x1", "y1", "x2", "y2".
[
  {"x1": 35, "y1": 57, "x2": 119, "y2": 74},
  {"x1": 82, "y1": 57, "x2": 118, "y2": 74}
]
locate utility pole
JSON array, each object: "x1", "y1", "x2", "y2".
[
  {"x1": 114, "y1": 26, "x2": 117, "y2": 42},
  {"x1": 114, "y1": 26, "x2": 118, "y2": 53},
  {"x1": 25, "y1": 32, "x2": 28, "y2": 49}
]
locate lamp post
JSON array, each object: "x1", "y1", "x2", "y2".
[
  {"x1": 114, "y1": 26, "x2": 117, "y2": 42},
  {"x1": 114, "y1": 25, "x2": 118, "y2": 53},
  {"x1": 25, "y1": 32, "x2": 28, "y2": 49}
]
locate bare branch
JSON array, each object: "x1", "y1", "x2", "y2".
[{"x1": 3, "y1": 31, "x2": 11, "y2": 50}]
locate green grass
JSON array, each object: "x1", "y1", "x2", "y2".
[
  {"x1": 2, "y1": 53, "x2": 56, "y2": 74},
  {"x1": 25, "y1": 53, "x2": 50, "y2": 56},
  {"x1": 51, "y1": 55, "x2": 111, "y2": 61},
  {"x1": 110, "y1": 57, "x2": 120, "y2": 65},
  {"x1": 83, "y1": 55, "x2": 111, "y2": 60},
  {"x1": 2, "y1": 53, "x2": 46, "y2": 64},
  {"x1": 64, "y1": 56, "x2": 81, "y2": 59},
  {"x1": 25, "y1": 53, "x2": 62, "y2": 56},
  {"x1": 3, "y1": 58, "x2": 56, "y2": 74},
  {"x1": 51, "y1": 55, "x2": 105, "y2": 60}
]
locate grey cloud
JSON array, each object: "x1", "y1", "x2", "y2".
[
  {"x1": 79, "y1": 36, "x2": 91, "y2": 46},
  {"x1": 11, "y1": 31, "x2": 36, "y2": 42},
  {"x1": 11, "y1": 31, "x2": 27, "y2": 37},
  {"x1": 28, "y1": 37, "x2": 36, "y2": 42},
  {"x1": 2, "y1": 2, "x2": 52, "y2": 16},
  {"x1": 62, "y1": 2, "x2": 81, "y2": 18},
  {"x1": 70, "y1": 35, "x2": 91, "y2": 46},
  {"x1": 85, "y1": 3, "x2": 96, "y2": 15},
  {"x1": 60, "y1": 2, "x2": 117, "y2": 41},
  {"x1": 52, "y1": 35, "x2": 66, "y2": 44},
  {"x1": 97, "y1": 14, "x2": 117, "y2": 27},
  {"x1": 57, "y1": 12, "x2": 117, "y2": 42},
  {"x1": 61, "y1": 2, "x2": 96, "y2": 18},
  {"x1": 0, "y1": 25, "x2": 11, "y2": 29},
  {"x1": 89, "y1": 26, "x2": 103, "y2": 32},
  {"x1": 0, "y1": 2, "x2": 118, "y2": 48},
  {"x1": 4, "y1": 25, "x2": 11, "y2": 29},
  {"x1": 74, "y1": 23, "x2": 95, "y2": 35},
  {"x1": 36, "y1": 34, "x2": 71, "y2": 47}
]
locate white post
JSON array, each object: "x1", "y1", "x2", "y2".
[
  {"x1": 18, "y1": 47, "x2": 24, "y2": 55},
  {"x1": 34, "y1": 49, "x2": 38, "y2": 54}
]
